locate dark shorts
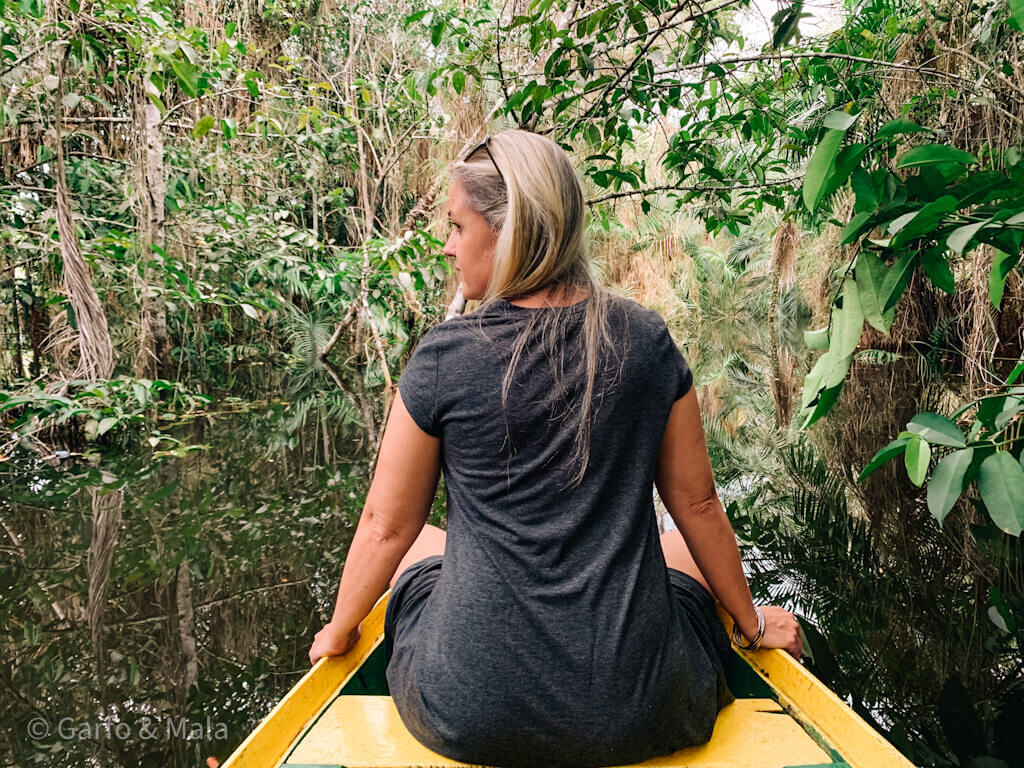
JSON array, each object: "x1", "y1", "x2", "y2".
[
  {"x1": 384, "y1": 554, "x2": 445, "y2": 663},
  {"x1": 384, "y1": 554, "x2": 731, "y2": 670}
]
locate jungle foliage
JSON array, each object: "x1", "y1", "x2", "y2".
[{"x1": 2, "y1": 0, "x2": 1023, "y2": 764}]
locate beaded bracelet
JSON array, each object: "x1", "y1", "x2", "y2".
[{"x1": 732, "y1": 607, "x2": 766, "y2": 651}]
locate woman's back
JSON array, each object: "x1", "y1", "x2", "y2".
[{"x1": 386, "y1": 294, "x2": 733, "y2": 768}]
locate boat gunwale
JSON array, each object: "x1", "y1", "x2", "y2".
[{"x1": 221, "y1": 592, "x2": 914, "y2": 768}]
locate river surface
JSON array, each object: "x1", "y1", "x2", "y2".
[{"x1": 1, "y1": 390, "x2": 1012, "y2": 766}]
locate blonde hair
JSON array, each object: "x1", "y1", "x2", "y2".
[{"x1": 449, "y1": 129, "x2": 627, "y2": 488}]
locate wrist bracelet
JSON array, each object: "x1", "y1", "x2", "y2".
[{"x1": 732, "y1": 607, "x2": 765, "y2": 651}]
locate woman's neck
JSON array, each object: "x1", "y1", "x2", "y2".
[{"x1": 507, "y1": 285, "x2": 590, "y2": 308}]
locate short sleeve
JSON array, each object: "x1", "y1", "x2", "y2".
[
  {"x1": 397, "y1": 328, "x2": 441, "y2": 437},
  {"x1": 657, "y1": 322, "x2": 694, "y2": 401}
]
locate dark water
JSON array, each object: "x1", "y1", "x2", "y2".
[
  {"x1": 0, "y1": 401, "x2": 438, "y2": 767},
  {"x1": 2, "y1": 394, "x2": 1020, "y2": 767}
]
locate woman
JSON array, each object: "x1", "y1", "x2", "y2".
[{"x1": 308, "y1": 129, "x2": 802, "y2": 768}]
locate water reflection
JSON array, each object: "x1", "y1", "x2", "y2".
[{"x1": 0, "y1": 402, "x2": 400, "y2": 766}]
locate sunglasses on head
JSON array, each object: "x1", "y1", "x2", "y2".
[{"x1": 464, "y1": 135, "x2": 506, "y2": 187}]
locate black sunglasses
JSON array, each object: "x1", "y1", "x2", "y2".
[{"x1": 465, "y1": 135, "x2": 506, "y2": 187}]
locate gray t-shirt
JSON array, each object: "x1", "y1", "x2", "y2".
[{"x1": 387, "y1": 294, "x2": 733, "y2": 768}]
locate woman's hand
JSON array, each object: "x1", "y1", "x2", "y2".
[
  {"x1": 309, "y1": 621, "x2": 361, "y2": 665},
  {"x1": 756, "y1": 605, "x2": 803, "y2": 659}
]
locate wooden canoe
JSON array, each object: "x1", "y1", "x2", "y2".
[{"x1": 221, "y1": 591, "x2": 914, "y2": 768}]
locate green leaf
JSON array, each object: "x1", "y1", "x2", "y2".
[
  {"x1": 887, "y1": 211, "x2": 918, "y2": 235},
  {"x1": 822, "y1": 110, "x2": 858, "y2": 131},
  {"x1": 431, "y1": 20, "x2": 445, "y2": 47},
  {"x1": 240, "y1": 303, "x2": 259, "y2": 320},
  {"x1": 840, "y1": 212, "x2": 872, "y2": 245},
  {"x1": 832, "y1": 278, "x2": 864, "y2": 357},
  {"x1": 896, "y1": 144, "x2": 977, "y2": 168},
  {"x1": 989, "y1": 249, "x2": 1018, "y2": 310},
  {"x1": 891, "y1": 195, "x2": 959, "y2": 246},
  {"x1": 927, "y1": 448, "x2": 973, "y2": 526},
  {"x1": 995, "y1": 396, "x2": 1023, "y2": 430},
  {"x1": 977, "y1": 451, "x2": 1024, "y2": 536},
  {"x1": 857, "y1": 437, "x2": 908, "y2": 482},
  {"x1": 797, "y1": 348, "x2": 851, "y2": 430},
  {"x1": 907, "y1": 412, "x2": 966, "y2": 448},
  {"x1": 881, "y1": 251, "x2": 918, "y2": 312},
  {"x1": 1010, "y1": 0, "x2": 1024, "y2": 30},
  {"x1": 169, "y1": 58, "x2": 198, "y2": 97},
  {"x1": 856, "y1": 252, "x2": 894, "y2": 333},
  {"x1": 145, "y1": 91, "x2": 167, "y2": 117},
  {"x1": 990, "y1": 585, "x2": 1019, "y2": 635},
  {"x1": 797, "y1": 382, "x2": 843, "y2": 431},
  {"x1": 243, "y1": 74, "x2": 260, "y2": 99},
  {"x1": 875, "y1": 118, "x2": 929, "y2": 141},
  {"x1": 804, "y1": 347, "x2": 853, "y2": 393},
  {"x1": 905, "y1": 435, "x2": 931, "y2": 487},
  {"x1": 803, "y1": 128, "x2": 845, "y2": 213},
  {"x1": 851, "y1": 167, "x2": 878, "y2": 212},
  {"x1": 804, "y1": 326, "x2": 830, "y2": 350},
  {"x1": 947, "y1": 219, "x2": 989, "y2": 255},
  {"x1": 192, "y1": 115, "x2": 215, "y2": 138},
  {"x1": 922, "y1": 249, "x2": 955, "y2": 294},
  {"x1": 220, "y1": 118, "x2": 237, "y2": 140},
  {"x1": 1006, "y1": 359, "x2": 1024, "y2": 386},
  {"x1": 97, "y1": 417, "x2": 118, "y2": 436},
  {"x1": 452, "y1": 70, "x2": 465, "y2": 95}
]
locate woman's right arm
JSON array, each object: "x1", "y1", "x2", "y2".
[{"x1": 654, "y1": 387, "x2": 802, "y2": 658}]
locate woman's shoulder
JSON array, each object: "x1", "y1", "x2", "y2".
[{"x1": 603, "y1": 292, "x2": 673, "y2": 337}]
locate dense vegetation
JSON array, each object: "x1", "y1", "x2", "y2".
[{"x1": 2, "y1": 0, "x2": 1022, "y2": 765}]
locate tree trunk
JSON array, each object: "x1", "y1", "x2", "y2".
[
  {"x1": 46, "y1": 45, "x2": 115, "y2": 382},
  {"x1": 133, "y1": 75, "x2": 169, "y2": 379}
]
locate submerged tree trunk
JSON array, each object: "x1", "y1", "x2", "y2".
[
  {"x1": 87, "y1": 487, "x2": 123, "y2": 687},
  {"x1": 175, "y1": 559, "x2": 198, "y2": 695}
]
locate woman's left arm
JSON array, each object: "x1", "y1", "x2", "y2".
[{"x1": 308, "y1": 390, "x2": 441, "y2": 664}]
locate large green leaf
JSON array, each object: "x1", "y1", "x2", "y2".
[
  {"x1": 798, "y1": 345, "x2": 852, "y2": 430},
  {"x1": 896, "y1": 145, "x2": 977, "y2": 168},
  {"x1": 839, "y1": 212, "x2": 872, "y2": 245},
  {"x1": 990, "y1": 249, "x2": 1019, "y2": 310},
  {"x1": 803, "y1": 327, "x2": 830, "y2": 350},
  {"x1": 907, "y1": 412, "x2": 966, "y2": 448},
  {"x1": 874, "y1": 118, "x2": 930, "y2": 141},
  {"x1": 803, "y1": 128, "x2": 845, "y2": 213},
  {"x1": 977, "y1": 451, "x2": 1024, "y2": 536},
  {"x1": 946, "y1": 219, "x2": 990, "y2": 255},
  {"x1": 1010, "y1": 0, "x2": 1024, "y2": 30},
  {"x1": 169, "y1": 58, "x2": 199, "y2": 97},
  {"x1": 904, "y1": 435, "x2": 931, "y2": 487},
  {"x1": 891, "y1": 196, "x2": 959, "y2": 247},
  {"x1": 927, "y1": 448, "x2": 974, "y2": 526},
  {"x1": 880, "y1": 251, "x2": 919, "y2": 311},
  {"x1": 1007, "y1": 359, "x2": 1024, "y2": 386},
  {"x1": 832, "y1": 278, "x2": 864, "y2": 357},
  {"x1": 797, "y1": 382, "x2": 844, "y2": 431},
  {"x1": 922, "y1": 249, "x2": 955, "y2": 294},
  {"x1": 855, "y1": 252, "x2": 894, "y2": 333},
  {"x1": 857, "y1": 437, "x2": 908, "y2": 482}
]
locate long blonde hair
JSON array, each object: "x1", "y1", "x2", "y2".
[{"x1": 449, "y1": 129, "x2": 627, "y2": 488}]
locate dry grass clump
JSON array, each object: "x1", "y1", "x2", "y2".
[{"x1": 598, "y1": 203, "x2": 706, "y2": 325}]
